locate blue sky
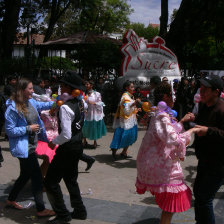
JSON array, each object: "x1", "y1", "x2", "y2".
[{"x1": 128, "y1": 0, "x2": 182, "y2": 26}]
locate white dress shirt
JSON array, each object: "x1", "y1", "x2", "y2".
[{"x1": 52, "y1": 99, "x2": 87, "y2": 145}]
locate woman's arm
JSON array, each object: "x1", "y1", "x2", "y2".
[
  {"x1": 32, "y1": 99, "x2": 54, "y2": 112},
  {"x1": 5, "y1": 109, "x2": 27, "y2": 137},
  {"x1": 156, "y1": 114, "x2": 193, "y2": 160}
]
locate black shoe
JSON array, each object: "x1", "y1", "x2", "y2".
[
  {"x1": 71, "y1": 210, "x2": 87, "y2": 220},
  {"x1": 47, "y1": 215, "x2": 72, "y2": 224},
  {"x1": 85, "y1": 158, "x2": 95, "y2": 171},
  {"x1": 111, "y1": 148, "x2": 118, "y2": 160},
  {"x1": 120, "y1": 153, "x2": 132, "y2": 159},
  {"x1": 83, "y1": 143, "x2": 96, "y2": 149}
]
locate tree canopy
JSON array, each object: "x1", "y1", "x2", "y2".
[
  {"x1": 126, "y1": 23, "x2": 159, "y2": 42},
  {"x1": 48, "y1": 0, "x2": 133, "y2": 38},
  {"x1": 166, "y1": 0, "x2": 224, "y2": 71}
]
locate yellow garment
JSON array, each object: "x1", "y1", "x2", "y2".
[{"x1": 114, "y1": 93, "x2": 137, "y2": 120}]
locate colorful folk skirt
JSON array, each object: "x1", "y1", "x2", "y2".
[
  {"x1": 82, "y1": 119, "x2": 107, "y2": 140},
  {"x1": 110, "y1": 125, "x2": 138, "y2": 149}
]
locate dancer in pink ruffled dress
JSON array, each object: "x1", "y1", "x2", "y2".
[
  {"x1": 136, "y1": 82, "x2": 198, "y2": 224},
  {"x1": 34, "y1": 86, "x2": 59, "y2": 178},
  {"x1": 36, "y1": 109, "x2": 58, "y2": 177}
]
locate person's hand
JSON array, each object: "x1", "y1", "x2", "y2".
[
  {"x1": 30, "y1": 124, "x2": 40, "y2": 132},
  {"x1": 132, "y1": 98, "x2": 141, "y2": 107},
  {"x1": 180, "y1": 112, "x2": 195, "y2": 123},
  {"x1": 187, "y1": 127, "x2": 199, "y2": 135},
  {"x1": 194, "y1": 125, "x2": 208, "y2": 136},
  {"x1": 48, "y1": 141, "x2": 56, "y2": 150}
]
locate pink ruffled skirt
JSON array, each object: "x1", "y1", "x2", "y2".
[
  {"x1": 35, "y1": 141, "x2": 58, "y2": 163},
  {"x1": 136, "y1": 179, "x2": 192, "y2": 213}
]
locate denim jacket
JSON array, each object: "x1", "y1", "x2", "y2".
[{"x1": 5, "y1": 98, "x2": 53, "y2": 158}]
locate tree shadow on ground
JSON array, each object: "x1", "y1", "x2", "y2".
[
  {"x1": 0, "y1": 182, "x2": 51, "y2": 224},
  {"x1": 94, "y1": 154, "x2": 136, "y2": 169},
  {"x1": 106, "y1": 126, "x2": 146, "y2": 133},
  {"x1": 140, "y1": 197, "x2": 157, "y2": 206},
  {"x1": 132, "y1": 218, "x2": 160, "y2": 224}
]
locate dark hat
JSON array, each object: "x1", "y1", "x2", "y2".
[
  {"x1": 150, "y1": 76, "x2": 161, "y2": 85},
  {"x1": 60, "y1": 71, "x2": 83, "y2": 90},
  {"x1": 200, "y1": 75, "x2": 223, "y2": 91}
]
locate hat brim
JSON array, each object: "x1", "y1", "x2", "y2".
[
  {"x1": 199, "y1": 78, "x2": 212, "y2": 88},
  {"x1": 60, "y1": 79, "x2": 85, "y2": 91}
]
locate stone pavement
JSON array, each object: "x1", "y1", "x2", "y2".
[{"x1": 0, "y1": 126, "x2": 224, "y2": 224}]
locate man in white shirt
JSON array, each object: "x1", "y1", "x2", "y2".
[{"x1": 44, "y1": 71, "x2": 87, "y2": 224}]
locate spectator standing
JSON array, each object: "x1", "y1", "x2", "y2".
[
  {"x1": 4, "y1": 75, "x2": 17, "y2": 99},
  {"x1": 134, "y1": 87, "x2": 146, "y2": 122},
  {"x1": 95, "y1": 77, "x2": 105, "y2": 96},
  {"x1": 175, "y1": 77, "x2": 189, "y2": 120},
  {"x1": 147, "y1": 76, "x2": 161, "y2": 106},
  {"x1": 33, "y1": 78, "x2": 46, "y2": 95},
  {"x1": 162, "y1": 77, "x2": 169, "y2": 83},
  {"x1": 186, "y1": 79, "x2": 198, "y2": 113}
]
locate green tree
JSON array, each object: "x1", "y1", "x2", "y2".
[
  {"x1": 50, "y1": 0, "x2": 133, "y2": 37},
  {"x1": 166, "y1": 0, "x2": 224, "y2": 71},
  {"x1": 170, "y1": 8, "x2": 178, "y2": 23},
  {"x1": 36, "y1": 0, "x2": 80, "y2": 43},
  {"x1": 71, "y1": 39, "x2": 122, "y2": 77},
  {"x1": 39, "y1": 56, "x2": 76, "y2": 72},
  {"x1": 126, "y1": 23, "x2": 159, "y2": 42}
]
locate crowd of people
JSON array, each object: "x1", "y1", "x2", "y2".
[{"x1": 0, "y1": 71, "x2": 224, "y2": 224}]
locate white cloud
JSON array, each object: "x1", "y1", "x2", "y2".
[{"x1": 128, "y1": 0, "x2": 181, "y2": 26}]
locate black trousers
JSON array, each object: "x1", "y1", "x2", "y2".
[
  {"x1": 80, "y1": 153, "x2": 94, "y2": 163},
  {"x1": 8, "y1": 153, "x2": 45, "y2": 212},
  {"x1": 44, "y1": 141, "x2": 86, "y2": 218},
  {"x1": 194, "y1": 160, "x2": 224, "y2": 224}
]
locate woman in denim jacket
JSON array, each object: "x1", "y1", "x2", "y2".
[{"x1": 4, "y1": 78, "x2": 55, "y2": 217}]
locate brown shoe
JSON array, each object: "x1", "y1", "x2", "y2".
[
  {"x1": 37, "y1": 209, "x2": 56, "y2": 217},
  {"x1": 6, "y1": 200, "x2": 23, "y2": 210}
]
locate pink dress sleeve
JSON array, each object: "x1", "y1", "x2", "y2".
[{"x1": 156, "y1": 113, "x2": 191, "y2": 160}]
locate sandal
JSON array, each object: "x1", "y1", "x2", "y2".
[
  {"x1": 6, "y1": 200, "x2": 23, "y2": 210},
  {"x1": 37, "y1": 209, "x2": 55, "y2": 217}
]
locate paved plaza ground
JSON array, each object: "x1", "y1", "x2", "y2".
[{"x1": 0, "y1": 126, "x2": 224, "y2": 224}]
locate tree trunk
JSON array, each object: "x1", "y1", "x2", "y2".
[
  {"x1": 159, "y1": 0, "x2": 168, "y2": 38},
  {"x1": 0, "y1": 0, "x2": 21, "y2": 59}
]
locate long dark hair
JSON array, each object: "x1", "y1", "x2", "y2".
[
  {"x1": 11, "y1": 78, "x2": 32, "y2": 115},
  {"x1": 123, "y1": 80, "x2": 133, "y2": 92},
  {"x1": 154, "y1": 82, "x2": 172, "y2": 106}
]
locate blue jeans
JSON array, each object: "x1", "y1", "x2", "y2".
[
  {"x1": 8, "y1": 153, "x2": 45, "y2": 212},
  {"x1": 193, "y1": 160, "x2": 224, "y2": 224}
]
